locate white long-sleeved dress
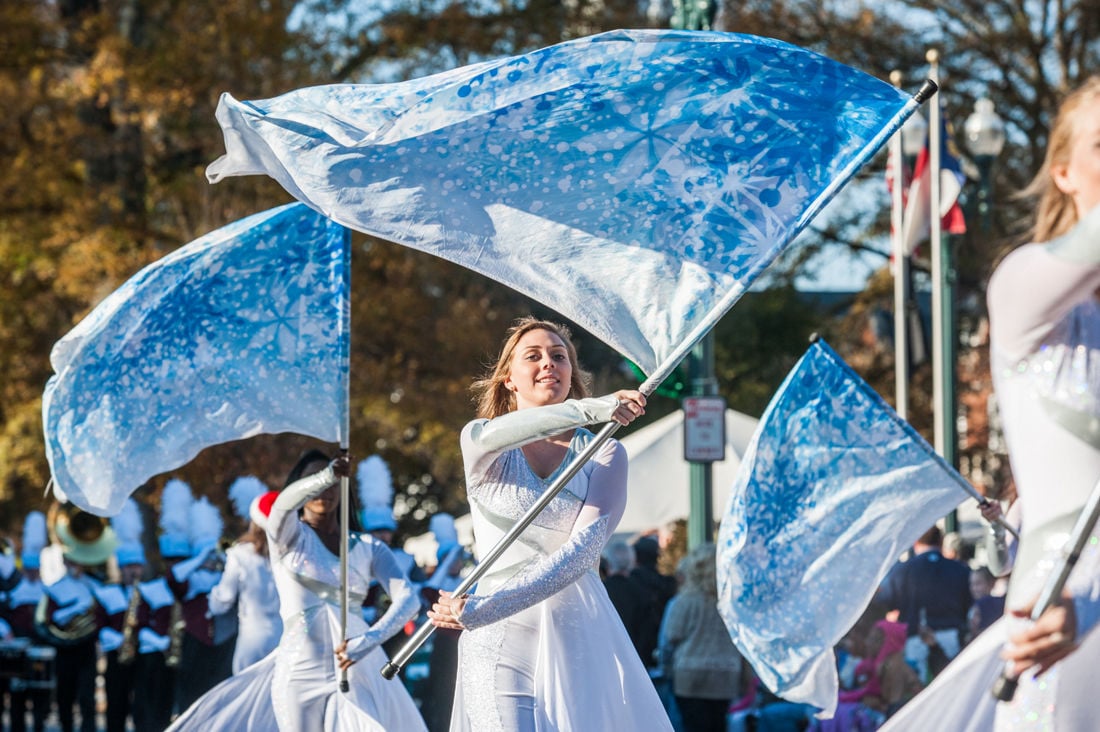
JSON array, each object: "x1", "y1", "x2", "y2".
[
  {"x1": 207, "y1": 541, "x2": 283, "y2": 673},
  {"x1": 450, "y1": 396, "x2": 674, "y2": 732},
  {"x1": 166, "y1": 465, "x2": 426, "y2": 732},
  {"x1": 883, "y1": 205, "x2": 1100, "y2": 731}
]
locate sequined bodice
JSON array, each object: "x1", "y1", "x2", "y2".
[
  {"x1": 466, "y1": 431, "x2": 590, "y2": 593},
  {"x1": 271, "y1": 523, "x2": 370, "y2": 622},
  {"x1": 1016, "y1": 300, "x2": 1100, "y2": 428}
]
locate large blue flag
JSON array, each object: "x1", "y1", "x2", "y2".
[
  {"x1": 716, "y1": 338, "x2": 968, "y2": 716},
  {"x1": 207, "y1": 29, "x2": 919, "y2": 384},
  {"x1": 43, "y1": 203, "x2": 350, "y2": 516}
]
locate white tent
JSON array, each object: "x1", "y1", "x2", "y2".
[{"x1": 616, "y1": 408, "x2": 759, "y2": 535}]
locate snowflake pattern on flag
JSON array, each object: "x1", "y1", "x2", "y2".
[
  {"x1": 208, "y1": 29, "x2": 915, "y2": 376},
  {"x1": 43, "y1": 203, "x2": 349, "y2": 516},
  {"x1": 716, "y1": 339, "x2": 966, "y2": 715}
]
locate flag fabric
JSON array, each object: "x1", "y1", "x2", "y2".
[
  {"x1": 901, "y1": 100, "x2": 967, "y2": 254},
  {"x1": 716, "y1": 338, "x2": 968, "y2": 717},
  {"x1": 207, "y1": 29, "x2": 917, "y2": 379},
  {"x1": 43, "y1": 203, "x2": 350, "y2": 517}
]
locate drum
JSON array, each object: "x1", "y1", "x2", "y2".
[
  {"x1": 24, "y1": 646, "x2": 56, "y2": 689},
  {"x1": 0, "y1": 638, "x2": 30, "y2": 679}
]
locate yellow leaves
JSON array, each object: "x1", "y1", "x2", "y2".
[{"x1": 0, "y1": 399, "x2": 49, "y2": 505}]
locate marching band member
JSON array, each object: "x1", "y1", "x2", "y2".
[
  {"x1": 3, "y1": 512, "x2": 48, "y2": 732},
  {"x1": 38, "y1": 505, "x2": 116, "y2": 732},
  {"x1": 98, "y1": 499, "x2": 147, "y2": 732},
  {"x1": 133, "y1": 540, "x2": 176, "y2": 732},
  {"x1": 358, "y1": 456, "x2": 424, "y2": 667},
  {"x1": 165, "y1": 494, "x2": 236, "y2": 712}
]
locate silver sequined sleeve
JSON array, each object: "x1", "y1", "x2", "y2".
[
  {"x1": 463, "y1": 395, "x2": 619, "y2": 481},
  {"x1": 344, "y1": 539, "x2": 420, "y2": 660},
  {"x1": 459, "y1": 514, "x2": 610, "y2": 630}
]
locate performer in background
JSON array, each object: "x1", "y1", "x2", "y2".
[
  {"x1": 357, "y1": 455, "x2": 424, "y2": 669},
  {"x1": 38, "y1": 505, "x2": 115, "y2": 732},
  {"x1": 884, "y1": 76, "x2": 1100, "y2": 731},
  {"x1": 208, "y1": 478, "x2": 282, "y2": 673},
  {"x1": 419, "y1": 513, "x2": 467, "y2": 732},
  {"x1": 165, "y1": 495, "x2": 237, "y2": 711},
  {"x1": 4, "y1": 512, "x2": 49, "y2": 732},
  {"x1": 164, "y1": 451, "x2": 426, "y2": 731},
  {"x1": 156, "y1": 478, "x2": 193, "y2": 721},
  {"x1": 130, "y1": 545, "x2": 176, "y2": 732},
  {"x1": 427, "y1": 317, "x2": 674, "y2": 731},
  {"x1": 97, "y1": 498, "x2": 148, "y2": 732}
]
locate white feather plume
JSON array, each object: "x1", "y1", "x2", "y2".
[
  {"x1": 160, "y1": 479, "x2": 194, "y2": 535},
  {"x1": 228, "y1": 476, "x2": 268, "y2": 520},
  {"x1": 429, "y1": 513, "x2": 457, "y2": 545},
  {"x1": 188, "y1": 496, "x2": 224, "y2": 549},
  {"x1": 357, "y1": 455, "x2": 393, "y2": 509},
  {"x1": 111, "y1": 498, "x2": 144, "y2": 545},
  {"x1": 22, "y1": 511, "x2": 47, "y2": 555}
]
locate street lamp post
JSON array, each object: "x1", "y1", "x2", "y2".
[
  {"x1": 958, "y1": 97, "x2": 1005, "y2": 523},
  {"x1": 964, "y1": 98, "x2": 1007, "y2": 231}
]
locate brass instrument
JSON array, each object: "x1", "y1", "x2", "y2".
[
  {"x1": 48, "y1": 502, "x2": 116, "y2": 571},
  {"x1": 34, "y1": 502, "x2": 115, "y2": 645},
  {"x1": 165, "y1": 601, "x2": 184, "y2": 668},
  {"x1": 117, "y1": 580, "x2": 142, "y2": 665},
  {"x1": 34, "y1": 592, "x2": 98, "y2": 645}
]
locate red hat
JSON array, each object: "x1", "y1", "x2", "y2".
[{"x1": 249, "y1": 491, "x2": 280, "y2": 531}]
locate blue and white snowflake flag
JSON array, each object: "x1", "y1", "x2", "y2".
[
  {"x1": 208, "y1": 29, "x2": 921, "y2": 383},
  {"x1": 43, "y1": 203, "x2": 350, "y2": 516},
  {"x1": 716, "y1": 338, "x2": 969, "y2": 717}
]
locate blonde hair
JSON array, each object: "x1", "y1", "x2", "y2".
[
  {"x1": 1021, "y1": 76, "x2": 1100, "y2": 242},
  {"x1": 472, "y1": 317, "x2": 592, "y2": 419},
  {"x1": 680, "y1": 543, "x2": 718, "y2": 598}
]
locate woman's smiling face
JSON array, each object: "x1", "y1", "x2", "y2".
[{"x1": 504, "y1": 328, "x2": 573, "y2": 410}]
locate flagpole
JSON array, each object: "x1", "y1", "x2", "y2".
[
  {"x1": 338, "y1": 227, "x2": 352, "y2": 693},
  {"x1": 889, "y1": 70, "x2": 909, "y2": 422},
  {"x1": 928, "y1": 50, "x2": 946, "y2": 458},
  {"x1": 926, "y1": 49, "x2": 960, "y2": 534},
  {"x1": 380, "y1": 85, "x2": 939, "y2": 681}
]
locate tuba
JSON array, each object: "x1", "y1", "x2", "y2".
[{"x1": 36, "y1": 503, "x2": 115, "y2": 645}]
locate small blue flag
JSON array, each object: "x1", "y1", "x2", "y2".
[
  {"x1": 43, "y1": 203, "x2": 350, "y2": 516},
  {"x1": 716, "y1": 339, "x2": 967, "y2": 716},
  {"x1": 207, "y1": 29, "x2": 917, "y2": 380}
]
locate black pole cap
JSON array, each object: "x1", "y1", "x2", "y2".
[{"x1": 913, "y1": 79, "x2": 938, "y2": 105}]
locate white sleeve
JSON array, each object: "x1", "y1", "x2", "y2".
[
  {"x1": 987, "y1": 205, "x2": 1100, "y2": 363},
  {"x1": 461, "y1": 395, "x2": 620, "y2": 482},
  {"x1": 458, "y1": 438, "x2": 628, "y2": 630},
  {"x1": 342, "y1": 540, "x2": 420, "y2": 662},
  {"x1": 206, "y1": 548, "x2": 243, "y2": 616},
  {"x1": 269, "y1": 466, "x2": 337, "y2": 551}
]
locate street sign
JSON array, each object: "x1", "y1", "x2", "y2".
[{"x1": 683, "y1": 395, "x2": 726, "y2": 462}]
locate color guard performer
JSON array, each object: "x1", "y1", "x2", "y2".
[{"x1": 208, "y1": 478, "x2": 282, "y2": 673}]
